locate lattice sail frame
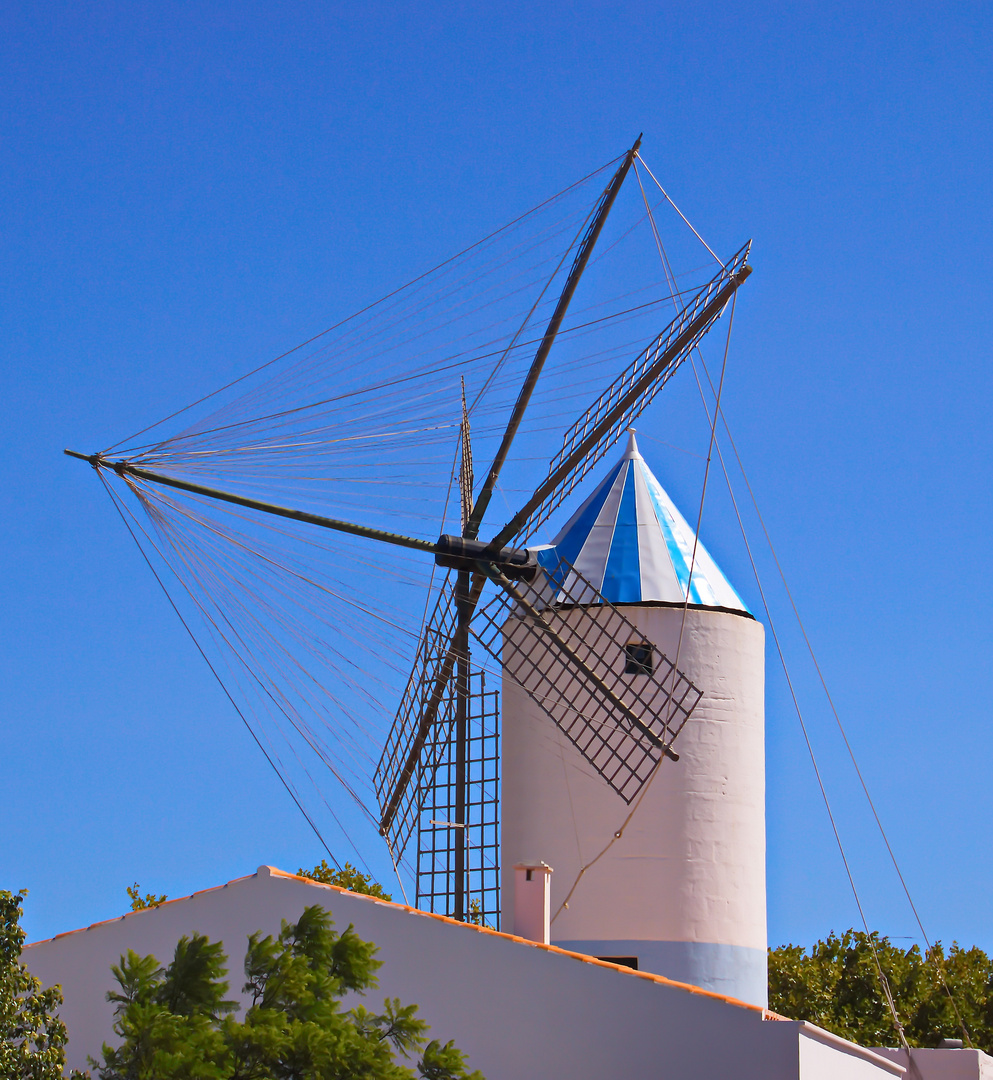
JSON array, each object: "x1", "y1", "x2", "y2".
[
  {"x1": 415, "y1": 669, "x2": 500, "y2": 926},
  {"x1": 471, "y1": 551, "x2": 703, "y2": 804},
  {"x1": 374, "y1": 581, "x2": 460, "y2": 860},
  {"x1": 519, "y1": 241, "x2": 751, "y2": 542},
  {"x1": 377, "y1": 545, "x2": 705, "y2": 867}
]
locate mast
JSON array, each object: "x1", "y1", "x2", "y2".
[
  {"x1": 454, "y1": 382, "x2": 473, "y2": 921},
  {"x1": 464, "y1": 134, "x2": 642, "y2": 540}
]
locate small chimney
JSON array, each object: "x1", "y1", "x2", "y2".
[{"x1": 513, "y1": 862, "x2": 553, "y2": 944}]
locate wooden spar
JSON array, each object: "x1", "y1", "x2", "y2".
[
  {"x1": 380, "y1": 138, "x2": 644, "y2": 848},
  {"x1": 453, "y1": 385, "x2": 473, "y2": 920},
  {"x1": 464, "y1": 134, "x2": 642, "y2": 541},
  {"x1": 63, "y1": 450, "x2": 438, "y2": 555},
  {"x1": 453, "y1": 566, "x2": 470, "y2": 920},
  {"x1": 489, "y1": 261, "x2": 753, "y2": 551}
]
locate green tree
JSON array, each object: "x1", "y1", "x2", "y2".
[
  {"x1": 93, "y1": 903, "x2": 483, "y2": 1079},
  {"x1": 126, "y1": 884, "x2": 167, "y2": 911},
  {"x1": 298, "y1": 861, "x2": 393, "y2": 902},
  {"x1": 769, "y1": 929, "x2": 993, "y2": 1052},
  {"x1": 1, "y1": 889, "x2": 87, "y2": 1080}
]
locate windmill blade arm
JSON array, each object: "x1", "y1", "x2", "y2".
[
  {"x1": 375, "y1": 572, "x2": 487, "y2": 850},
  {"x1": 482, "y1": 567, "x2": 667, "y2": 752},
  {"x1": 466, "y1": 136, "x2": 642, "y2": 539},
  {"x1": 67, "y1": 453, "x2": 439, "y2": 555},
  {"x1": 470, "y1": 552, "x2": 702, "y2": 804},
  {"x1": 490, "y1": 241, "x2": 752, "y2": 548}
]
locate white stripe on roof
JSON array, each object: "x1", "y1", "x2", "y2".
[{"x1": 542, "y1": 430, "x2": 749, "y2": 613}]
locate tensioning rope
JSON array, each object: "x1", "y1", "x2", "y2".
[
  {"x1": 111, "y1": 475, "x2": 382, "y2": 836},
  {"x1": 103, "y1": 156, "x2": 622, "y2": 455},
  {"x1": 686, "y1": 357, "x2": 913, "y2": 1050},
  {"x1": 635, "y1": 153, "x2": 724, "y2": 269},
  {"x1": 636, "y1": 157, "x2": 945, "y2": 1046},
  {"x1": 690, "y1": 352, "x2": 973, "y2": 1047},
  {"x1": 97, "y1": 469, "x2": 344, "y2": 871}
]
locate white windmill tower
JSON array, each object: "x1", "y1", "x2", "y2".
[{"x1": 502, "y1": 429, "x2": 767, "y2": 1006}]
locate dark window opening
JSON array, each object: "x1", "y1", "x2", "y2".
[
  {"x1": 597, "y1": 955, "x2": 639, "y2": 970},
  {"x1": 624, "y1": 642, "x2": 653, "y2": 676}
]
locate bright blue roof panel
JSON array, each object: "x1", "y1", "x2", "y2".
[{"x1": 537, "y1": 430, "x2": 749, "y2": 613}]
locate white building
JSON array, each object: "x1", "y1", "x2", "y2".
[{"x1": 26, "y1": 866, "x2": 905, "y2": 1079}]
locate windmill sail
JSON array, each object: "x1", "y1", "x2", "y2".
[
  {"x1": 375, "y1": 579, "x2": 461, "y2": 858},
  {"x1": 497, "y1": 241, "x2": 752, "y2": 548},
  {"x1": 471, "y1": 550, "x2": 701, "y2": 803},
  {"x1": 66, "y1": 139, "x2": 753, "y2": 920}
]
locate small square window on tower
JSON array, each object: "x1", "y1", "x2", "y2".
[{"x1": 624, "y1": 641, "x2": 654, "y2": 676}]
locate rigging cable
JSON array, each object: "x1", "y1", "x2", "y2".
[
  {"x1": 96, "y1": 468, "x2": 343, "y2": 871},
  {"x1": 685, "y1": 357, "x2": 912, "y2": 1050},
  {"x1": 104, "y1": 156, "x2": 621, "y2": 455},
  {"x1": 691, "y1": 353, "x2": 973, "y2": 1047},
  {"x1": 466, "y1": 181, "x2": 605, "y2": 417},
  {"x1": 113, "y1": 476, "x2": 381, "y2": 838},
  {"x1": 123, "y1": 482, "x2": 390, "y2": 780},
  {"x1": 105, "y1": 472, "x2": 389, "y2": 874},
  {"x1": 635, "y1": 153, "x2": 725, "y2": 269}
]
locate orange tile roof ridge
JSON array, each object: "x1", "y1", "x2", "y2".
[
  {"x1": 28, "y1": 864, "x2": 768, "y2": 1016},
  {"x1": 261, "y1": 867, "x2": 766, "y2": 1012}
]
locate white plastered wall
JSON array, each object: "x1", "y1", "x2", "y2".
[
  {"x1": 501, "y1": 606, "x2": 766, "y2": 981},
  {"x1": 871, "y1": 1048, "x2": 993, "y2": 1080},
  {"x1": 24, "y1": 868, "x2": 899, "y2": 1080}
]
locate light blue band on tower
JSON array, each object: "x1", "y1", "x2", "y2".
[{"x1": 552, "y1": 939, "x2": 768, "y2": 1008}]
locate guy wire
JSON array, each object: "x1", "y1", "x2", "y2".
[
  {"x1": 104, "y1": 156, "x2": 620, "y2": 454},
  {"x1": 686, "y1": 357, "x2": 912, "y2": 1051},
  {"x1": 692, "y1": 353, "x2": 973, "y2": 1047},
  {"x1": 97, "y1": 471, "x2": 343, "y2": 871}
]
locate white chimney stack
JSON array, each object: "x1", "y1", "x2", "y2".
[{"x1": 513, "y1": 862, "x2": 553, "y2": 944}]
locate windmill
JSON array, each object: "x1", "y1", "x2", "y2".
[
  {"x1": 65, "y1": 136, "x2": 752, "y2": 930},
  {"x1": 373, "y1": 140, "x2": 752, "y2": 923}
]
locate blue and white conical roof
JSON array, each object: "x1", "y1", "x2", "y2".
[{"x1": 538, "y1": 430, "x2": 749, "y2": 614}]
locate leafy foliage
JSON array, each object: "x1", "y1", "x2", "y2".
[
  {"x1": 297, "y1": 861, "x2": 394, "y2": 902},
  {"x1": 126, "y1": 884, "x2": 167, "y2": 911},
  {"x1": 1, "y1": 889, "x2": 86, "y2": 1080},
  {"x1": 769, "y1": 929, "x2": 993, "y2": 1052},
  {"x1": 93, "y1": 903, "x2": 483, "y2": 1079}
]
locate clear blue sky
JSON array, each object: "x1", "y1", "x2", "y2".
[{"x1": 3, "y1": 0, "x2": 992, "y2": 957}]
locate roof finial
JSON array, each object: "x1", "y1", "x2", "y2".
[{"x1": 624, "y1": 427, "x2": 641, "y2": 459}]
